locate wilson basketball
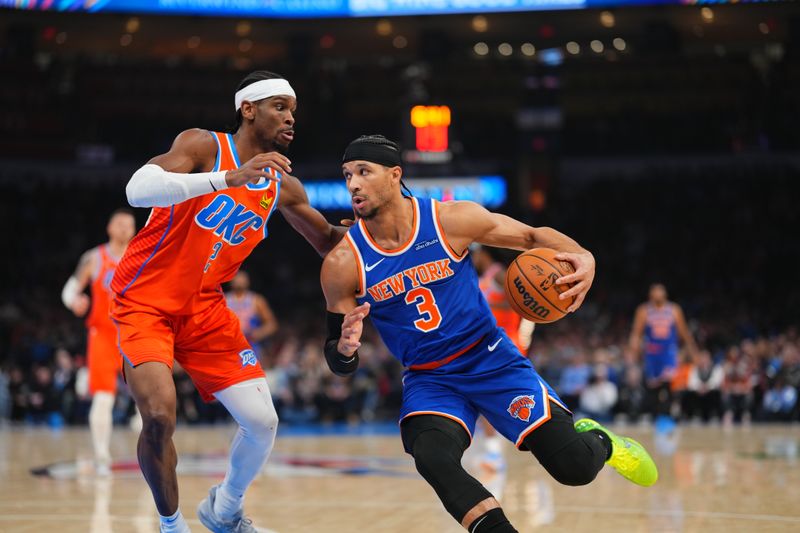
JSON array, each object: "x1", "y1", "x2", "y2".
[{"x1": 505, "y1": 248, "x2": 576, "y2": 323}]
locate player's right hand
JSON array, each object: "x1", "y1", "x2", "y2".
[
  {"x1": 71, "y1": 294, "x2": 90, "y2": 317},
  {"x1": 225, "y1": 152, "x2": 292, "y2": 187},
  {"x1": 338, "y1": 302, "x2": 370, "y2": 357}
]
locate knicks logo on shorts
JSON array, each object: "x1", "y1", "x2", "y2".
[
  {"x1": 507, "y1": 395, "x2": 536, "y2": 422},
  {"x1": 239, "y1": 349, "x2": 257, "y2": 367}
]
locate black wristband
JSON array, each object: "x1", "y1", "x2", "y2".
[{"x1": 324, "y1": 311, "x2": 359, "y2": 376}]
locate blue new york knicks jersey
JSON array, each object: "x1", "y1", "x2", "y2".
[
  {"x1": 345, "y1": 196, "x2": 496, "y2": 368},
  {"x1": 643, "y1": 304, "x2": 678, "y2": 357}
]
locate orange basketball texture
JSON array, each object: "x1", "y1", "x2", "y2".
[{"x1": 504, "y1": 248, "x2": 576, "y2": 323}]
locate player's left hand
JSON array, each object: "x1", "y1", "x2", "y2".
[{"x1": 554, "y1": 251, "x2": 595, "y2": 313}]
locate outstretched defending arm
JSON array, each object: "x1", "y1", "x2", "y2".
[
  {"x1": 62, "y1": 248, "x2": 96, "y2": 317},
  {"x1": 126, "y1": 129, "x2": 288, "y2": 208},
  {"x1": 319, "y1": 240, "x2": 369, "y2": 376},
  {"x1": 278, "y1": 174, "x2": 347, "y2": 256},
  {"x1": 437, "y1": 200, "x2": 595, "y2": 313}
]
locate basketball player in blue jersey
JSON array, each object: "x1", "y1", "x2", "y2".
[
  {"x1": 225, "y1": 270, "x2": 278, "y2": 357},
  {"x1": 629, "y1": 283, "x2": 698, "y2": 429},
  {"x1": 320, "y1": 136, "x2": 658, "y2": 533}
]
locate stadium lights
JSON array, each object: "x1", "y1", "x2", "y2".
[
  {"x1": 701, "y1": 7, "x2": 714, "y2": 23},
  {"x1": 376, "y1": 19, "x2": 393, "y2": 36},
  {"x1": 472, "y1": 15, "x2": 488, "y2": 33},
  {"x1": 566, "y1": 41, "x2": 580, "y2": 55},
  {"x1": 613, "y1": 37, "x2": 626, "y2": 51},
  {"x1": 600, "y1": 11, "x2": 615, "y2": 29},
  {"x1": 125, "y1": 18, "x2": 140, "y2": 34},
  {"x1": 521, "y1": 43, "x2": 536, "y2": 57},
  {"x1": 590, "y1": 40, "x2": 604, "y2": 53},
  {"x1": 393, "y1": 36, "x2": 408, "y2": 49},
  {"x1": 498, "y1": 43, "x2": 513, "y2": 56},
  {"x1": 236, "y1": 21, "x2": 252, "y2": 37},
  {"x1": 474, "y1": 42, "x2": 489, "y2": 56}
]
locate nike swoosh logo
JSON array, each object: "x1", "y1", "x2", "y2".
[
  {"x1": 488, "y1": 338, "x2": 502, "y2": 351},
  {"x1": 364, "y1": 258, "x2": 385, "y2": 272}
]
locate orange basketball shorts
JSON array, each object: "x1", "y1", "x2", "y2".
[
  {"x1": 87, "y1": 325, "x2": 123, "y2": 394},
  {"x1": 110, "y1": 296, "x2": 264, "y2": 402}
]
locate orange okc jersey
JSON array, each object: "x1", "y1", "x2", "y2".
[
  {"x1": 86, "y1": 244, "x2": 119, "y2": 331},
  {"x1": 111, "y1": 132, "x2": 281, "y2": 314},
  {"x1": 479, "y1": 263, "x2": 523, "y2": 351}
]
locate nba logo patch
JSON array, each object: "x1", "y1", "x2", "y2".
[
  {"x1": 260, "y1": 188, "x2": 275, "y2": 210},
  {"x1": 239, "y1": 349, "x2": 257, "y2": 367},
  {"x1": 507, "y1": 395, "x2": 536, "y2": 422}
]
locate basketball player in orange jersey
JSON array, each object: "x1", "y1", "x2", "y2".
[
  {"x1": 62, "y1": 208, "x2": 137, "y2": 476},
  {"x1": 629, "y1": 283, "x2": 698, "y2": 431},
  {"x1": 321, "y1": 136, "x2": 657, "y2": 533},
  {"x1": 112, "y1": 71, "x2": 345, "y2": 533},
  {"x1": 472, "y1": 244, "x2": 535, "y2": 474},
  {"x1": 225, "y1": 270, "x2": 278, "y2": 356}
]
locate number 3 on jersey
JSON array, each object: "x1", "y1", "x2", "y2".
[{"x1": 404, "y1": 287, "x2": 442, "y2": 332}]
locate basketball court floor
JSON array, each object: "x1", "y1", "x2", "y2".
[{"x1": 1, "y1": 423, "x2": 798, "y2": 532}]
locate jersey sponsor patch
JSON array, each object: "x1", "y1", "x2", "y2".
[
  {"x1": 260, "y1": 188, "x2": 276, "y2": 210},
  {"x1": 507, "y1": 394, "x2": 536, "y2": 422},
  {"x1": 239, "y1": 349, "x2": 257, "y2": 367}
]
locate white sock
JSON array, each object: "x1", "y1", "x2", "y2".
[
  {"x1": 89, "y1": 391, "x2": 115, "y2": 466},
  {"x1": 159, "y1": 508, "x2": 190, "y2": 533},
  {"x1": 213, "y1": 378, "x2": 278, "y2": 521}
]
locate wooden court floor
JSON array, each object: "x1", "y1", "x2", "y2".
[{"x1": 1, "y1": 423, "x2": 799, "y2": 532}]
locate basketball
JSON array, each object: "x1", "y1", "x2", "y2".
[{"x1": 505, "y1": 248, "x2": 576, "y2": 323}]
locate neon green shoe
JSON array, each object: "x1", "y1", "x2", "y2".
[{"x1": 574, "y1": 418, "x2": 658, "y2": 487}]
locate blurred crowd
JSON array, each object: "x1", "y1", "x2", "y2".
[{"x1": 3, "y1": 317, "x2": 799, "y2": 427}]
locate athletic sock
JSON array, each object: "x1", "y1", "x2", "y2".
[
  {"x1": 468, "y1": 508, "x2": 518, "y2": 533},
  {"x1": 589, "y1": 429, "x2": 613, "y2": 460},
  {"x1": 159, "y1": 508, "x2": 190, "y2": 533},
  {"x1": 214, "y1": 482, "x2": 245, "y2": 521}
]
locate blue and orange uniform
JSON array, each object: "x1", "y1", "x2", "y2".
[
  {"x1": 642, "y1": 303, "x2": 679, "y2": 381},
  {"x1": 345, "y1": 196, "x2": 567, "y2": 449},
  {"x1": 86, "y1": 244, "x2": 122, "y2": 394},
  {"x1": 110, "y1": 131, "x2": 280, "y2": 401}
]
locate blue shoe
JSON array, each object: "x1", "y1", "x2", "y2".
[{"x1": 197, "y1": 485, "x2": 262, "y2": 533}]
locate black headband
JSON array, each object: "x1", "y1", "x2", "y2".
[{"x1": 342, "y1": 139, "x2": 402, "y2": 168}]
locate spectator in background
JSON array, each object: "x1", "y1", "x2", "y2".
[
  {"x1": 762, "y1": 375, "x2": 797, "y2": 421},
  {"x1": 722, "y1": 345, "x2": 755, "y2": 425},
  {"x1": 686, "y1": 350, "x2": 724, "y2": 423},
  {"x1": 558, "y1": 353, "x2": 591, "y2": 409},
  {"x1": 27, "y1": 365, "x2": 62, "y2": 427},
  {"x1": 616, "y1": 365, "x2": 646, "y2": 422},
  {"x1": 579, "y1": 364, "x2": 618, "y2": 422},
  {"x1": 52, "y1": 347, "x2": 78, "y2": 424}
]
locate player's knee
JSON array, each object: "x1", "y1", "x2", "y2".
[
  {"x1": 238, "y1": 403, "x2": 279, "y2": 443},
  {"x1": 537, "y1": 436, "x2": 604, "y2": 487},
  {"x1": 140, "y1": 410, "x2": 175, "y2": 446}
]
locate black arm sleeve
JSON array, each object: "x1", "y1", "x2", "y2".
[{"x1": 324, "y1": 311, "x2": 359, "y2": 377}]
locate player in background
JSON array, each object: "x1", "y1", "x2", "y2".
[
  {"x1": 225, "y1": 270, "x2": 278, "y2": 358},
  {"x1": 629, "y1": 283, "x2": 698, "y2": 432},
  {"x1": 114, "y1": 71, "x2": 344, "y2": 533},
  {"x1": 472, "y1": 244, "x2": 535, "y2": 473},
  {"x1": 321, "y1": 135, "x2": 657, "y2": 533},
  {"x1": 62, "y1": 208, "x2": 140, "y2": 476}
]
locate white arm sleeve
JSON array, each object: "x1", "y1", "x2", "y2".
[
  {"x1": 62, "y1": 276, "x2": 80, "y2": 309},
  {"x1": 126, "y1": 164, "x2": 229, "y2": 208},
  {"x1": 518, "y1": 319, "x2": 535, "y2": 350}
]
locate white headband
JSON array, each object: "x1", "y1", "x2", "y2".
[{"x1": 234, "y1": 79, "x2": 296, "y2": 111}]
